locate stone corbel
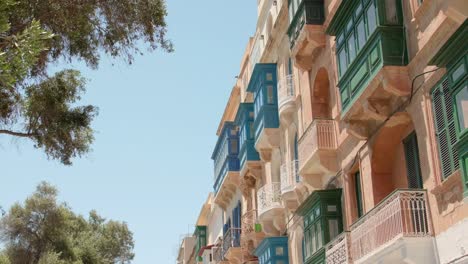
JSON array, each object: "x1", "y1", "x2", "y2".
[{"x1": 345, "y1": 120, "x2": 370, "y2": 140}]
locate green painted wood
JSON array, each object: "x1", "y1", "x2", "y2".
[
  {"x1": 429, "y1": 19, "x2": 468, "y2": 67},
  {"x1": 432, "y1": 77, "x2": 460, "y2": 179},
  {"x1": 297, "y1": 189, "x2": 343, "y2": 264}
]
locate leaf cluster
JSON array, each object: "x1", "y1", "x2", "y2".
[{"x1": 0, "y1": 182, "x2": 135, "y2": 264}]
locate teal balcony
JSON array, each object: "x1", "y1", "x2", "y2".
[
  {"x1": 247, "y1": 64, "x2": 280, "y2": 150},
  {"x1": 235, "y1": 103, "x2": 260, "y2": 171},
  {"x1": 212, "y1": 122, "x2": 240, "y2": 195},
  {"x1": 254, "y1": 236, "x2": 289, "y2": 264}
]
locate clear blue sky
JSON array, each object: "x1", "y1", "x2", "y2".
[{"x1": 0, "y1": 1, "x2": 256, "y2": 263}]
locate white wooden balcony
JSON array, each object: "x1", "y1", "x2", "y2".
[{"x1": 298, "y1": 119, "x2": 338, "y2": 178}]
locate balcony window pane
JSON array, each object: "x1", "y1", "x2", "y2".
[
  {"x1": 356, "y1": 18, "x2": 366, "y2": 51},
  {"x1": 355, "y1": 2, "x2": 363, "y2": 16},
  {"x1": 452, "y1": 62, "x2": 466, "y2": 83},
  {"x1": 456, "y1": 85, "x2": 468, "y2": 131},
  {"x1": 328, "y1": 219, "x2": 339, "y2": 240},
  {"x1": 267, "y1": 85, "x2": 274, "y2": 104},
  {"x1": 231, "y1": 139, "x2": 238, "y2": 154},
  {"x1": 249, "y1": 122, "x2": 254, "y2": 139},
  {"x1": 347, "y1": 34, "x2": 357, "y2": 63},
  {"x1": 338, "y1": 48, "x2": 348, "y2": 77},
  {"x1": 367, "y1": 2, "x2": 377, "y2": 35},
  {"x1": 346, "y1": 19, "x2": 353, "y2": 34},
  {"x1": 275, "y1": 246, "x2": 284, "y2": 256},
  {"x1": 316, "y1": 222, "x2": 322, "y2": 249},
  {"x1": 266, "y1": 73, "x2": 273, "y2": 81},
  {"x1": 310, "y1": 225, "x2": 316, "y2": 253},
  {"x1": 385, "y1": 0, "x2": 398, "y2": 24}
]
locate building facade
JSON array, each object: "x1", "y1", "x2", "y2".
[{"x1": 177, "y1": 0, "x2": 468, "y2": 263}]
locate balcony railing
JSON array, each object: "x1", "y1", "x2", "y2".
[
  {"x1": 280, "y1": 159, "x2": 299, "y2": 193},
  {"x1": 325, "y1": 232, "x2": 351, "y2": 264},
  {"x1": 212, "y1": 245, "x2": 224, "y2": 263},
  {"x1": 298, "y1": 119, "x2": 336, "y2": 165},
  {"x1": 257, "y1": 182, "x2": 282, "y2": 216},
  {"x1": 223, "y1": 228, "x2": 241, "y2": 256},
  {"x1": 277, "y1": 74, "x2": 295, "y2": 109},
  {"x1": 350, "y1": 189, "x2": 433, "y2": 261}
]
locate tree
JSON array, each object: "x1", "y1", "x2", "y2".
[
  {"x1": 0, "y1": 0, "x2": 172, "y2": 165},
  {"x1": 0, "y1": 182, "x2": 135, "y2": 264}
]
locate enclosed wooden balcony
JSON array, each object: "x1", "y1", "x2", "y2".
[
  {"x1": 350, "y1": 189, "x2": 436, "y2": 264},
  {"x1": 298, "y1": 119, "x2": 338, "y2": 180},
  {"x1": 287, "y1": 0, "x2": 325, "y2": 70}
]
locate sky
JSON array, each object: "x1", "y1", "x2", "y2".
[{"x1": 0, "y1": 1, "x2": 257, "y2": 263}]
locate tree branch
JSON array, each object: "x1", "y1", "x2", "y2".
[{"x1": 0, "y1": 129, "x2": 35, "y2": 138}]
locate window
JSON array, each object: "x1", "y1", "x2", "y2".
[
  {"x1": 455, "y1": 85, "x2": 468, "y2": 132},
  {"x1": 432, "y1": 78, "x2": 460, "y2": 179},
  {"x1": 354, "y1": 171, "x2": 363, "y2": 217},
  {"x1": 403, "y1": 132, "x2": 423, "y2": 189},
  {"x1": 335, "y1": 0, "x2": 378, "y2": 79},
  {"x1": 299, "y1": 189, "x2": 343, "y2": 263}
]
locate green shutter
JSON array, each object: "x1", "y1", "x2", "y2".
[
  {"x1": 354, "y1": 171, "x2": 363, "y2": 217},
  {"x1": 432, "y1": 78, "x2": 460, "y2": 178},
  {"x1": 403, "y1": 132, "x2": 423, "y2": 189}
]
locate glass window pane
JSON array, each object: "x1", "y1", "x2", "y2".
[
  {"x1": 346, "y1": 19, "x2": 353, "y2": 34},
  {"x1": 338, "y1": 48, "x2": 348, "y2": 77},
  {"x1": 311, "y1": 225, "x2": 316, "y2": 253},
  {"x1": 356, "y1": 18, "x2": 366, "y2": 51},
  {"x1": 327, "y1": 205, "x2": 337, "y2": 212},
  {"x1": 329, "y1": 219, "x2": 340, "y2": 240},
  {"x1": 355, "y1": 2, "x2": 363, "y2": 16},
  {"x1": 267, "y1": 85, "x2": 274, "y2": 104},
  {"x1": 266, "y1": 73, "x2": 273, "y2": 81},
  {"x1": 316, "y1": 222, "x2": 323, "y2": 249},
  {"x1": 456, "y1": 85, "x2": 468, "y2": 131},
  {"x1": 452, "y1": 62, "x2": 466, "y2": 83},
  {"x1": 385, "y1": 0, "x2": 398, "y2": 24},
  {"x1": 347, "y1": 34, "x2": 357, "y2": 63},
  {"x1": 275, "y1": 246, "x2": 284, "y2": 256},
  {"x1": 367, "y1": 2, "x2": 377, "y2": 35}
]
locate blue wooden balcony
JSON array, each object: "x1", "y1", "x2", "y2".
[
  {"x1": 212, "y1": 122, "x2": 240, "y2": 194},
  {"x1": 235, "y1": 103, "x2": 260, "y2": 170},
  {"x1": 247, "y1": 64, "x2": 280, "y2": 148}
]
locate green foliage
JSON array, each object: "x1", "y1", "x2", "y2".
[
  {"x1": 0, "y1": 182, "x2": 135, "y2": 264},
  {"x1": 0, "y1": 0, "x2": 171, "y2": 164}
]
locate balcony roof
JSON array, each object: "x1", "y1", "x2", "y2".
[
  {"x1": 211, "y1": 121, "x2": 237, "y2": 159},
  {"x1": 429, "y1": 19, "x2": 468, "y2": 67},
  {"x1": 296, "y1": 188, "x2": 342, "y2": 216},
  {"x1": 246, "y1": 63, "x2": 277, "y2": 93},
  {"x1": 195, "y1": 193, "x2": 213, "y2": 226}
]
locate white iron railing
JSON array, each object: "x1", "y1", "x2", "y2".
[
  {"x1": 325, "y1": 232, "x2": 352, "y2": 264},
  {"x1": 277, "y1": 74, "x2": 295, "y2": 109},
  {"x1": 350, "y1": 189, "x2": 433, "y2": 261},
  {"x1": 280, "y1": 159, "x2": 300, "y2": 193},
  {"x1": 298, "y1": 119, "x2": 337, "y2": 168},
  {"x1": 257, "y1": 182, "x2": 282, "y2": 216}
]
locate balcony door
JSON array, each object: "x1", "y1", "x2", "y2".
[{"x1": 403, "y1": 132, "x2": 423, "y2": 189}]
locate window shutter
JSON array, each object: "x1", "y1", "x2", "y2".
[
  {"x1": 354, "y1": 171, "x2": 363, "y2": 217},
  {"x1": 403, "y1": 132, "x2": 423, "y2": 189},
  {"x1": 432, "y1": 78, "x2": 460, "y2": 178}
]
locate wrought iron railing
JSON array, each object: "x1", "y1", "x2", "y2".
[
  {"x1": 222, "y1": 228, "x2": 241, "y2": 256},
  {"x1": 280, "y1": 159, "x2": 300, "y2": 193},
  {"x1": 350, "y1": 189, "x2": 433, "y2": 261},
  {"x1": 325, "y1": 232, "x2": 351, "y2": 264},
  {"x1": 277, "y1": 74, "x2": 295, "y2": 110},
  {"x1": 257, "y1": 182, "x2": 282, "y2": 216},
  {"x1": 212, "y1": 244, "x2": 224, "y2": 263}
]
